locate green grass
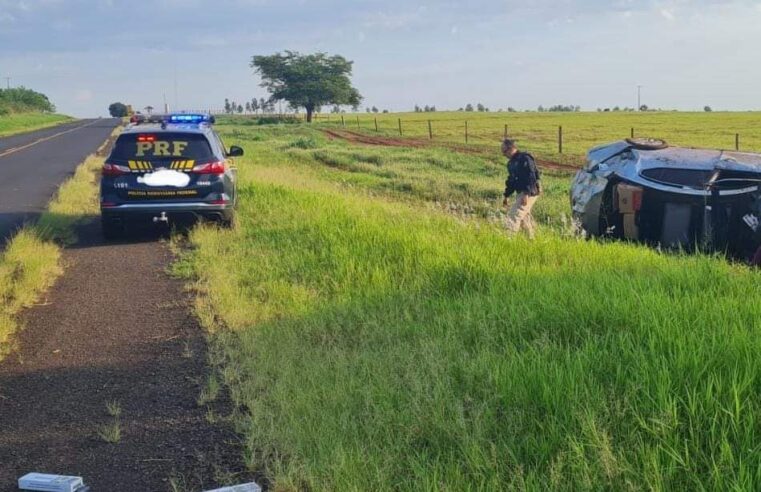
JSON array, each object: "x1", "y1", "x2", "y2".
[
  {"x1": 0, "y1": 112, "x2": 72, "y2": 137},
  {"x1": 222, "y1": 110, "x2": 761, "y2": 166},
  {"x1": 176, "y1": 123, "x2": 761, "y2": 490},
  {"x1": 0, "y1": 231, "x2": 62, "y2": 359},
  {"x1": 97, "y1": 418, "x2": 122, "y2": 444}
]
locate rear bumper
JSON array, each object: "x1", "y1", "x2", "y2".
[
  {"x1": 102, "y1": 201, "x2": 230, "y2": 213},
  {"x1": 101, "y1": 201, "x2": 233, "y2": 224}
]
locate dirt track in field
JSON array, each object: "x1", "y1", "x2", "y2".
[
  {"x1": 0, "y1": 132, "x2": 248, "y2": 491},
  {"x1": 323, "y1": 129, "x2": 581, "y2": 173}
]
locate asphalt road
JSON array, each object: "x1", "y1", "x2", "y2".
[{"x1": 0, "y1": 118, "x2": 120, "y2": 242}]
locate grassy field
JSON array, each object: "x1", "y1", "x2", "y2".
[
  {"x1": 0, "y1": 143, "x2": 111, "y2": 359},
  {"x1": 175, "y1": 119, "x2": 761, "y2": 490},
  {"x1": 310, "y1": 111, "x2": 761, "y2": 165},
  {"x1": 0, "y1": 112, "x2": 73, "y2": 137}
]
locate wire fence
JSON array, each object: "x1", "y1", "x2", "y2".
[{"x1": 207, "y1": 111, "x2": 761, "y2": 165}]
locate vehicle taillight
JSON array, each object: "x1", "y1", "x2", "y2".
[
  {"x1": 191, "y1": 161, "x2": 225, "y2": 175},
  {"x1": 102, "y1": 162, "x2": 130, "y2": 176}
]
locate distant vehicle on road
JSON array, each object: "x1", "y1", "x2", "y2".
[
  {"x1": 100, "y1": 113, "x2": 243, "y2": 239},
  {"x1": 571, "y1": 138, "x2": 761, "y2": 263}
]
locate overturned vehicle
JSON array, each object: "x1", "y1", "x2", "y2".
[{"x1": 571, "y1": 138, "x2": 761, "y2": 264}]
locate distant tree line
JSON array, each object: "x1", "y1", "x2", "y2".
[
  {"x1": 455, "y1": 103, "x2": 492, "y2": 112},
  {"x1": 414, "y1": 105, "x2": 438, "y2": 113},
  {"x1": 538, "y1": 105, "x2": 581, "y2": 112},
  {"x1": 0, "y1": 87, "x2": 55, "y2": 115},
  {"x1": 225, "y1": 97, "x2": 277, "y2": 114}
]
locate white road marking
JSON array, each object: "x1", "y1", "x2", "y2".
[{"x1": 0, "y1": 120, "x2": 100, "y2": 159}]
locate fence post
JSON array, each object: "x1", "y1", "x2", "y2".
[
  {"x1": 736, "y1": 133, "x2": 740, "y2": 151},
  {"x1": 375, "y1": 118, "x2": 378, "y2": 132},
  {"x1": 558, "y1": 126, "x2": 563, "y2": 154},
  {"x1": 398, "y1": 118, "x2": 402, "y2": 136},
  {"x1": 341, "y1": 115, "x2": 345, "y2": 127},
  {"x1": 465, "y1": 121, "x2": 469, "y2": 143},
  {"x1": 631, "y1": 127, "x2": 634, "y2": 138},
  {"x1": 504, "y1": 124, "x2": 508, "y2": 139},
  {"x1": 428, "y1": 120, "x2": 433, "y2": 140}
]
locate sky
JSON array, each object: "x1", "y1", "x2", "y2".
[{"x1": 0, "y1": 0, "x2": 760, "y2": 116}]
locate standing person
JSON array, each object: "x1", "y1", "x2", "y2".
[{"x1": 502, "y1": 139, "x2": 541, "y2": 237}]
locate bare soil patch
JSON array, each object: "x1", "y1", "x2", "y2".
[{"x1": 323, "y1": 129, "x2": 580, "y2": 172}]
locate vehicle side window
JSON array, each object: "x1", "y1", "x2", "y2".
[{"x1": 213, "y1": 133, "x2": 228, "y2": 157}]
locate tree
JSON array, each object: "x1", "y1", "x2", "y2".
[
  {"x1": 0, "y1": 87, "x2": 55, "y2": 113},
  {"x1": 236, "y1": 104, "x2": 244, "y2": 114},
  {"x1": 224, "y1": 99, "x2": 232, "y2": 114},
  {"x1": 640, "y1": 104, "x2": 649, "y2": 112},
  {"x1": 259, "y1": 98, "x2": 268, "y2": 113},
  {"x1": 477, "y1": 103, "x2": 485, "y2": 112},
  {"x1": 108, "y1": 102, "x2": 128, "y2": 117},
  {"x1": 245, "y1": 102, "x2": 252, "y2": 113},
  {"x1": 465, "y1": 103, "x2": 474, "y2": 112},
  {"x1": 372, "y1": 106, "x2": 379, "y2": 113},
  {"x1": 144, "y1": 105, "x2": 154, "y2": 114},
  {"x1": 251, "y1": 51, "x2": 362, "y2": 123},
  {"x1": 704, "y1": 105, "x2": 712, "y2": 112},
  {"x1": 251, "y1": 98, "x2": 259, "y2": 114}
]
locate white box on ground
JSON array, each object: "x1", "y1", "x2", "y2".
[
  {"x1": 18, "y1": 473, "x2": 84, "y2": 492},
  {"x1": 204, "y1": 483, "x2": 262, "y2": 492}
]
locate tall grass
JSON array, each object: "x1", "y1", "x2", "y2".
[
  {"x1": 0, "y1": 230, "x2": 61, "y2": 358},
  {"x1": 0, "y1": 113, "x2": 72, "y2": 137},
  {"x1": 177, "y1": 124, "x2": 761, "y2": 490}
]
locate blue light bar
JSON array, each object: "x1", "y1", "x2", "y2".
[{"x1": 166, "y1": 114, "x2": 213, "y2": 124}]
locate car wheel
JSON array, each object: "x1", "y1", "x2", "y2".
[
  {"x1": 101, "y1": 218, "x2": 124, "y2": 240},
  {"x1": 220, "y1": 213, "x2": 235, "y2": 229},
  {"x1": 625, "y1": 137, "x2": 668, "y2": 150}
]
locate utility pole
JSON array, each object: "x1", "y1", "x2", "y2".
[
  {"x1": 637, "y1": 85, "x2": 642, "y2": 111},
  {"x1": 2, "y1": 77, "x2": 10, "y2": 90},
  {"x1": 163, "y1": 93, "x2": 168, "y2": 113},
  {"x1": 173, "y1": 65, "x2": 178, "y2": 110}
]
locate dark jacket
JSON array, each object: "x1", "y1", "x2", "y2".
[{"x1": 504, "y1": 151, "x2": 541, "y2": 198}]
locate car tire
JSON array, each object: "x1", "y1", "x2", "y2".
[
  {"x1": 625, "y1": 137, "x2": 668, "y2": 150},
  {"x1": 220, "y1": 213, "x2": 235, "y2": 229},
  {"x1": 101, "y1": 218, "x2": 124, "y2": 241}
]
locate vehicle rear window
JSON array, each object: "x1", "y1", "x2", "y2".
[
  {"x1": 109, "y1": 133, "x2": 214, "y2": 162},
  {"x1": 641, "y1": 168, "x2": 716, "y2": 189}
]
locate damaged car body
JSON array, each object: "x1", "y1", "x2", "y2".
[{"x1": 571, "y1": 138, "x2": 761, "y2": 264}]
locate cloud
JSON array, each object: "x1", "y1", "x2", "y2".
[
  {"x1": 75, "y1": 89, "x2": 93, "y2": 102},
  {"x1": 660, "y1": 8, "x2": 675, "y2": 20},
  {"x1": 361, "y1": 8, "x2": 427, "y2": 30}
]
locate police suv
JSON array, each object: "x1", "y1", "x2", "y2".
[{"x1": 100, "y1": 114, "x2": 242, "y2": 239}]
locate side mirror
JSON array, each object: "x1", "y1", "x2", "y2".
[{"x1": 227, "y1": 146, "x2": 244, "y2": 157}]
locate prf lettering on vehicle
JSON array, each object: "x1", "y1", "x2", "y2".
[{"x1": 135, "y1": 140, "x2": 189, "y2": 157}]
